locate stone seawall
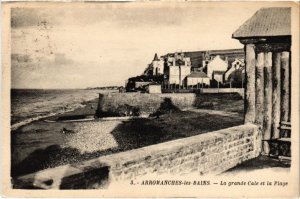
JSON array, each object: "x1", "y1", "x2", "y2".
[
  {"x1": 97, "y1": 93, "x2": 196, "y2": 116},
  {"x1": 96, "y1": 92, "x2": 243, "y2": 117},
  {"x1": 202, "y1": 88, "x2": 244, "y2": 97},
  {"x1": 15, "y1": 124, "x2": 261, "y2": 189}
]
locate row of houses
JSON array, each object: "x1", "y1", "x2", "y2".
[
  {"x1": 144, "y1": 50, "x2": 245, "y2": 88},
  {"x1": 126, "y1": 49, "x2": 246, "y2": 92}
]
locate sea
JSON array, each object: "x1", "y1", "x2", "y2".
[{"x1": 11, "y1": 89, "x2": 111, "y2": 131}]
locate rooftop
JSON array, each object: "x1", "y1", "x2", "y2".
[
  {"x1": 232, "y1": 7, "x2": 291, "y2": 38},
  {"x1": 187, "y1": 71, "x2": 208, "y2": 78},
  {"x1": 162, "y1": 48, "x2": 244, "y2": 68},
  {"x1": 213, "y1": 71, "x2": 226, "y2": 75}
]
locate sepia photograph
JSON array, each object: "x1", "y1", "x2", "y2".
[{"x1": 1, "y1": 1, "x2": 299, "y2": 197}]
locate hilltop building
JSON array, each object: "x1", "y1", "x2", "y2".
[
  {"x1": 125, "y1": 74, "x2": 164, "y2": 92},
  {"x1": 206, "y1": 55, "x2": 228, "y2": 80},
  {"x1": 165, "y1": 52, "x2": 191, "y2": 86},
  {"x1": 186, "y1": 71, "x2": 210, "y2": 87},
  {"x1": 227, "y1": 66, "x2": 245, "y2": 87},
  {"x1": 187, "y1": 48, "x2": 244, "y2": 71},
  {"x1": 144, "y1": 53, "x2": 165, "y2": 76},
  {"x1": 212, "y1": 71, "x2": 226, "y2": 84},
  {"x1": 224, "y1": 58, "x2": 245, "y2": 81},
  {"x1": 151, "y1": 53, "x2": 165, "y2": 76},
  {"x1": 128, "y1": 48, "x2": 246, "y2": 91}
]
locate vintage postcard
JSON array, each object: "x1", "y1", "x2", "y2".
[{"x1": 1, "y1": 1, "x2": 299, "y2": 198}]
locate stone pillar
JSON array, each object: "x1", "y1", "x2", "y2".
[
  {"x1": 263, "y1": 51, "x2": 272, "y2": 154},
  {"x1": 263, "y1": 52, "x2": 272, "y2": 154},
  {"x1": 255, "y1": 52, "x2": 264, "y2": 126},
  {"x1": 244, "y1": 44, "x2": 256, "y2": 123},
  {"x1": 281, "y1": 51, "x2": 290, "y2": 123},
  {"x1": 272, "y1": 52, "x2": 281, "y2": 139}
]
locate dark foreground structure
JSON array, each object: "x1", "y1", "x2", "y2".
[{"x1": 233, "y1": 7, "x2": 291, "y2": 157}]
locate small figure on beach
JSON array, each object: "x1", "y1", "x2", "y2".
[{"x1": 62, "y1": 127, "x2": 75, "y2": 134}]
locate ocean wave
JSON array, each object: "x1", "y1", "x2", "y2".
[
  {"x1": 10, "y1": 89, "x2": 112, "y2": 131},
  {"x1": 11, "y1": 103, "x2": 87, "y2": 131},
  {"x1": 11, "y1": 90, "x2": 102, "y2": 131},
  {"x1": 13, "y1": 103, "x2": 90, "y2": 131}
]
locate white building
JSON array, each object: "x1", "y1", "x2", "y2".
[
  {"x1": 151, "y1": 53, "x2": 164, "y2": 76},
  {"x1": 167, "y1": 52, "x2": 191, "y2": 86},
  {"x1": 186, "y1": 71, "x2": 210, "y2": 86},
  {"x1": 206, "y1": 55, "x2": 228, "y2": 80},
  {"x1": 213, "y1": 71, "x2": 225, "y2": 83},
  {"x1": 147, "y1": 84, "x2": 162, "y2": 94},
  {"x1": 224, "y1": 58, "x2": 245, "y2": 81}
]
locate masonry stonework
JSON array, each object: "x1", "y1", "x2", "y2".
[
  {"x1": 108, "y1": 124, "x2": 261, "y2": 181},
  {"x1": 15, "y1": 124, "x2": 261, "y2": 189}
]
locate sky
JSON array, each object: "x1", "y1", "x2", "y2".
[{"x1": 11, "y1": 2, "x2": 264, "y2": 89}]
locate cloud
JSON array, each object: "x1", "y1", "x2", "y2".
[
  {"x1": 11, "y1": 53, "x2": 76, "y2": 73},
  {"x1": 11, "y1": 9, "x2": 52, "y2": 28},
  {"x1": 11, "y1": 4, "x2": 188, "y2": 30}
]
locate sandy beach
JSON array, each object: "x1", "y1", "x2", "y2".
[{"x1": 11, "y1": 94, "x2": 244, "y2": 177}]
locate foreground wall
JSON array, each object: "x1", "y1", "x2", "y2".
[{"x1": 14, "y1": 124, "x2": 261, "y2": 189}]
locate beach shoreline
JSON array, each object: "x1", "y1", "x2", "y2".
[{"x1": 11, "y1": 97, "x2": 99, "y2": 131}]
